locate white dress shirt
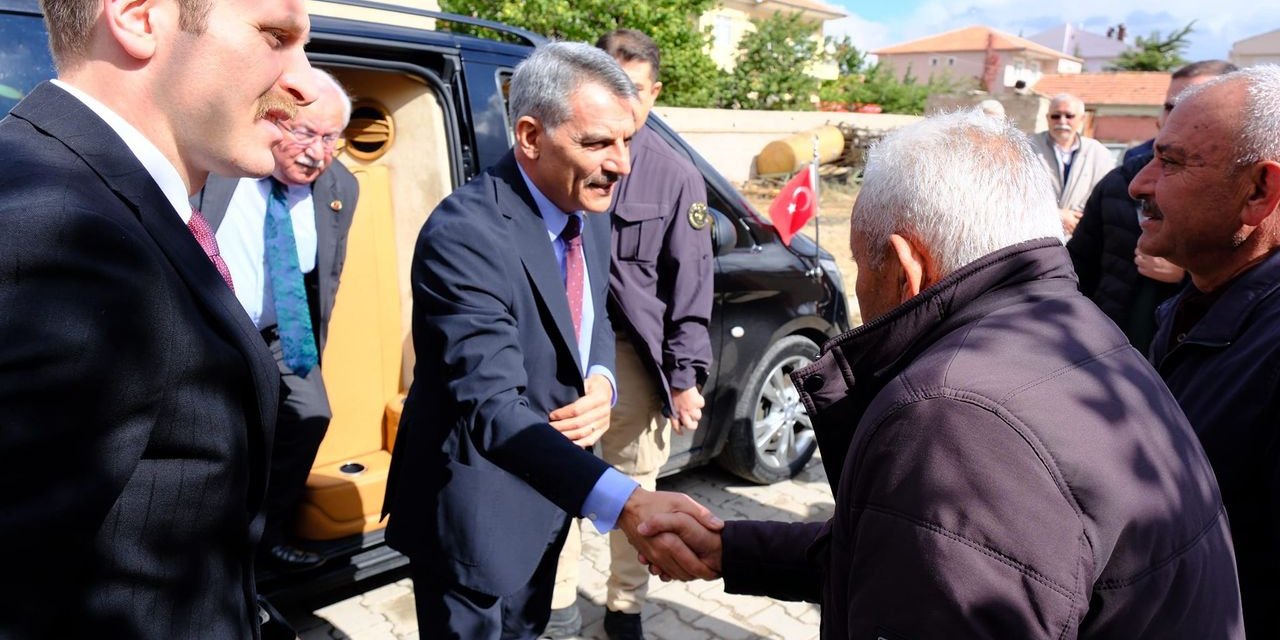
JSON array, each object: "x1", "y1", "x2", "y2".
[
  {"x1": 215, "y1": 178, "x2": 318, "y2": 329},
  {"x1": 51, "y1": 80, "x2": 191, "y2": 223}
]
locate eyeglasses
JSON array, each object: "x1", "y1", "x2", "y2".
[
  {"x1": 1049, "y1": 112, "x2": 1078, "y2": 120},
  {"x1": 279, "y1": 123, "x2": 343, "y2": 149}
]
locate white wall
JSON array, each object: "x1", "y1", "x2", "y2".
[{"x1": 653, "y1": 106, "x2": 921, "y2": 184}]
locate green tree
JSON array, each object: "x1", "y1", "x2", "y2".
[
  {"x1": 1110, "y1": 22, "x2": 1194, "y2": 71},
  {"x1": 438, "y1": 0, "x2": 724, "y2": 106},
  {"x1": 827, "y1": 35, "x2": 865, "y2": 76},
  {"x1": 719, "y1": 12, "x2": 822, "y2": 111},
  {"x1": 818, "y1": 61, "x2": 963, "y2": 115}
]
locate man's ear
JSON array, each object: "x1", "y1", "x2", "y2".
[
  {"x1": 104, "y1": 0, "x2": 162, "y2": 61},
  {"x1": 1242, "y1": 160, "x2": 1280, "y2": 227},
  {"x1": 513, "y1": 116, "x2": 542, "y2": 160},
  {"x1": 887, "y1": 233, "x2": 935, "y2": 301},
  {"x1": 650, "y1": 81, "x2": 663, "y2": 103}
]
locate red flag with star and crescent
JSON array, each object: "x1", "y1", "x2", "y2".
[{"x1": 768, "y1": 164, "x2": 817, "y2": 246}]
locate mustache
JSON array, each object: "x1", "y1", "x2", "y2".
[
  {"x1": 256, "y1": 92, "x2": 298, "y2": 121},
  {"x1": 1138, "y1": 198, "x2": 1162, "y2": 218},
  {"x1": 587, "y1": 172, "x2": 621, "y2": 188}
]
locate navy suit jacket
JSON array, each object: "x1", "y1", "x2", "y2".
[
  {"x1": 0, "y1": 82, "x2": 279, "y2": 638},
  {"x1": 384, "y1": 151, "x2": 615, "y2": 597},
  {"x1": 195, "y1": 164, "x2": 360, "y2": 354}
]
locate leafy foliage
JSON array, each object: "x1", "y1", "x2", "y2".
[
  {"x1": 719, "y1": 12, "x2": 822, "y2": 111},
  {"x1": 1110, "y1": 22, "x2": 1194, "y2": 71},
  {"x1": 827, "y1": 35, "x2": 865, "y2": 76},
  {"x1": 438, "y1": 0, "x2": 724, "y2": 106},
  {"x1": 817, "y1": 54, "x2": 966, "y2": 115}
]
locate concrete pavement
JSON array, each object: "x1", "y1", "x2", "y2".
[{"x1": 285, "y1": 453, "x2": 835, "y2": 639}]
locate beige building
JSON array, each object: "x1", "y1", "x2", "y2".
[
  {"x1": 1230, "y1": 28, "x2": 1280, "y2": 67},
  {"x1": 700, "y1": 0, "x2": 846, "y2": 80},
  {"x1": 874, "y1": 26, "x2": 1084, "y2": 93}
]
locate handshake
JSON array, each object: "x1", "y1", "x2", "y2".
[{"x1": 617, "y1": 489, "x2": 727, "y2": 581}]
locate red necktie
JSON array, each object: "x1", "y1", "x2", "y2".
[
  {"x1": 188, "y1": 207, "x2": 235, "y2": 291},
  {"x1": 562, "y1": 215, "x2": 584, "y2": 340}
]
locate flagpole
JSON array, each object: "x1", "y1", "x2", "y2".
[{"x1": 811, "y1": 134, "x2": 820, "y2": 260}]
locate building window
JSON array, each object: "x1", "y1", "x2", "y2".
[
  {"x1": 930, "y1": 57, "x2": 939, "y2": 67},
  {"x1": 947, "y1": 57, "x2": 956, "y2": 66},
  {"x1": 713, "y1": 15, "x2": 733, "y2": 49}
]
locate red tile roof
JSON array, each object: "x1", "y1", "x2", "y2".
[
  {"x1": 874, "y1": 25, "x2": 1081, "y2": 61},
  {"x1": 1034, "y1": 71, "x2": 1172, "y2": 106}
]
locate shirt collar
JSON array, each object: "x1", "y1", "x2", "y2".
[
  {"x1": 1053, "y1": 133, "x2": 1082, "y2": 157},
  {"x1": 516, "y1": 162, "x2": 577, "y2": 237},
  {"x1": 51, "y1": 79, "x2": 192, "y2": 223}
]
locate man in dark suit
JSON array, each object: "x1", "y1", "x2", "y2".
[
  {"x1": 382, "y1": 42, "x2": 721, "y2": 639},
  {"x1": 196, "y1": 68, "x2": 359, "y2": 571},
  {"x1": 0, "y1": 0, "x2": 316, "y2": 637}
]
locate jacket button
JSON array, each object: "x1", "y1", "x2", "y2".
[{"x1": 803, "y1": 374, "x2": 825, "y2": 393}]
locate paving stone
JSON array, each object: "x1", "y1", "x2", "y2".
[{"x1": 285, "y1": 465, "x2": 826, "y2": 639}]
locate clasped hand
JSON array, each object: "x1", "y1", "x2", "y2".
[{"x1": 619, "y1": 489, "x2": 725, "y2": 582}]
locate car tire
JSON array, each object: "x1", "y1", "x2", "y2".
[{"x1": 717, "y1": 335, "x2": 820, "y2": 484}]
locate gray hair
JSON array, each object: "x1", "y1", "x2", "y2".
[
  {"x1": 1050, "y1": 93, "x2": 1085, "y2": 113},
  {"x1": 314, "y1": 68, "x2": 353, "y2": 126},
  {"x1": 508, "y1": 41, "x2": 638, "y2": 131},
  {"x1": 853, "y1": 109, "x2": 1064, "y2": 275},
  {"x1": 1175, "y1": 65, "x2": 1280, "y2": 168}
]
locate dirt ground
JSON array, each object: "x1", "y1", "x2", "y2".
[{"x1": 741, "y1": 181, "x2": 862, "y2": 326}]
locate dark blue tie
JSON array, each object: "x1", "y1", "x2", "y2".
[{"x1": 266, "y1": 179, "x2": 319, "y2": 376}]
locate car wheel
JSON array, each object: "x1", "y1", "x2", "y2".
[{"x1": 717, "y1": 335, "x2": 819, "y2": 484}]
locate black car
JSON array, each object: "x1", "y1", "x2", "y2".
[{"x1": 1, "y1": 0, "x2": 849, "y2": 598}]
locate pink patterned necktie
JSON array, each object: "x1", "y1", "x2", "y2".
[
  {"x1": 188, "y1": 207, "x2": 235, "y2": 291},
  {"x1": 562, "y1": 215, "x2": 584, "y2": 340}
]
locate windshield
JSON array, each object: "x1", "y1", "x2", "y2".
[{"x1": 0, "y1": 12, "x2": 56, "y2": 115}]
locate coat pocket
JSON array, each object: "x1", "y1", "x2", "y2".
[{"x1": 614, "y1": 203, "x2": 665, "y2": 264}]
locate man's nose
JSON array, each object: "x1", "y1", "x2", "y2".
[
  {"x1": 1128, "y1": 157, "x2": 1156, "y2": 201},
  {"x1": 280, "y1": 50, "x2": 318, "y2": 107},
  {"x1": 604, "y1": 140, "x2": 631, "y2": 177}
]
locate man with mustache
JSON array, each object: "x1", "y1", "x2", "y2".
[
  {"x1": 1068, "y1": 60, "x2": 1236, "y2": 353},
  {"x1": 382, "y1": 42, "x2": 721, "y2": 639},
  {"x1": 195, "y1": 68, "x2": 358, "y2": 573},
  {"x1": 638, "y1": 108, "x2": 1244, "y2": 638},
  {"x1": 1031, "y1": 93, "x2": 1114, "y2": 235},
  {"x1": 1131, "y1": 64, "x2": 1280, "y2": 636},
  {"x1": 0, "y1": 0, "x2": 316, "y2": 637},
  {"x1": 547, "y1": 29, "x2": 714, "y2": 640}
]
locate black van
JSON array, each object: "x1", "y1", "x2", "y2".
[{"x1": 1, "y1": 0, "x2": 850, "y2": 596}]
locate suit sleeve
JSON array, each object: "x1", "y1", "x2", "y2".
[
  {"x1": 0, "y1": 201, "x2": 170, "y2": 563},
  {"x1": 658, "y1": 169, "x2": 714, "y2": 390},
  {"x1": 411, "y1": 208, "x2": 608, "y2": 513}
]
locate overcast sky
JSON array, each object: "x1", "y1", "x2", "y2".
[{"x1": 824, "y1": 0, "x2": 1280, "y2": 64}]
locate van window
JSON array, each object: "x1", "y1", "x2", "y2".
[{"x1": 0, "y1": 13, "x2": 57, "y2": 115}]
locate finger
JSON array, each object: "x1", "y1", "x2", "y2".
[
  {"x1": 643, "y1": 533, "x2": 706, "y2": 581},
  {"x1": 549, "y1": 404, "x2": 610, "y2": 431},
  {"x1": 666, "y1": 494, "x2": 724, "y2": 531}
]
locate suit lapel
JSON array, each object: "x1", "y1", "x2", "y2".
[
  {"x1": 12, "y1": 83, "x2": 278, "y2": 447},
  {"x1": 1034, "y1": 133, "x2": 1063, "y2": 198},
  {"x1": 312, "y1": 169, "x2": 342, "y2": 300},
  {"x1": 194, "y1": 174, "x2": 241, "y2": 230},
  {"x1": 493, "y1": 154, "x2": 583, "y2": 374}
]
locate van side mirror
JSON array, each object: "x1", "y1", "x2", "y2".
[{"x1": 710, "y1": 207, "x2": 737, "y2": 256}]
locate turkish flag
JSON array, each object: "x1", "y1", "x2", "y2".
[{"x1": 768, "y1": 166, "x2": 816, "y2": 246}]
